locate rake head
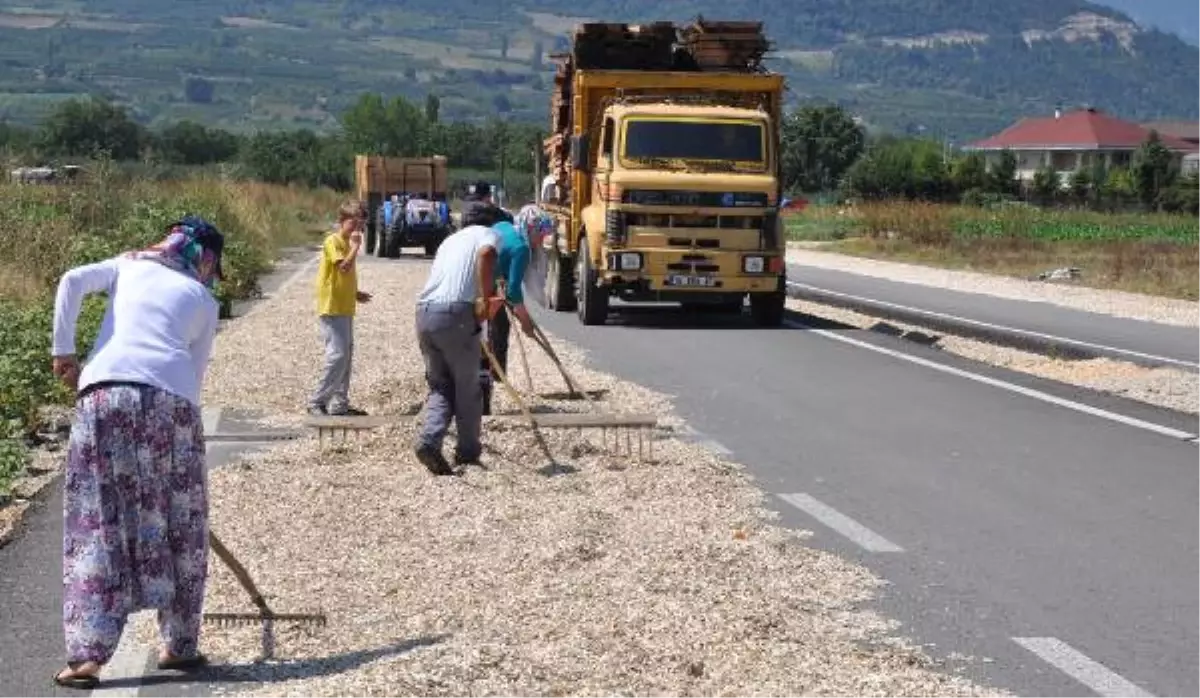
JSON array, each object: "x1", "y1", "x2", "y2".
[{"x1": 202, "y1": 612, "x2": 327, "y2": 628}]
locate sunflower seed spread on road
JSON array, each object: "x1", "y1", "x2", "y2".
[{"x1": 128, "y1": 256, "x2": 1003, "y2": 697}]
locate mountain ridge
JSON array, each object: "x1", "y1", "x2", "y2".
[{"x1": 0, "y1": 0, "x2": 1194, "y2": 142}]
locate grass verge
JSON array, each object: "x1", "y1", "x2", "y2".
[
  {"x1": 786, "y1": 202, "x2": 1199, "y2": 299},
  {"x1": 0, "y1": 165, "x2": 341, "y2": 501}
]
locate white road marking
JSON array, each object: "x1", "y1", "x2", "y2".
[
  {"x1": 1013, "y1": 637, "x2": 1154, "y2": 697},
  {"x1": 787, "y1": 281, "x2": 1199, "y2": 370},
  {"x1": 677, "y1": 424, "x2": 734, "y2": 457},
  {"x1": 777, "y1": 493, "x2": 905, "y2": 553},
  {"x1": 201, "y1": 407, "x2": 223, "y2": 436},
  {"x1": 91, "y1": 612, "x2": 155, "y2": 696},
  {"x1": 702, "y1": 439, "x2": 734, "y2": 457},
  {"x1": 785, "y1": 319, "x2": 1199, "y2": 441}
]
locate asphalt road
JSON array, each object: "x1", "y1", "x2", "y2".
[
  {"x1": 531, "y1": 300, "x2": 1199, "y2": 698},
  {"x1": 788, "y1": 263, "x2": 1200, "y2": 369}
]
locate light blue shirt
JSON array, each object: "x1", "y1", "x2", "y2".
[{"x1": 416, "y1": 225, "x2": 500, "y2": 304}]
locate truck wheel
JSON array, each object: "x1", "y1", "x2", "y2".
[
  {"x1": 750, "y1": 291, "x2": 786, "y2": 327},
  {"x1": 546, "y1": 250, "x2": 576, "y2": 312},
  {"x1": 575, "y1": 237, "x2": 608, "y2": 326},
  {"x1": 424, "y1": 232, "x2": 444, "y2": 257},
  {"x1": 385, "y1": 221, "x2": 402, "y2": 258}
]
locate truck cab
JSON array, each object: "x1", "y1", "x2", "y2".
[{"x1": 575, "y1": 102, "x2": 784, "y2": 324}]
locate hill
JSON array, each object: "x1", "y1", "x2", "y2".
[
  {"x1": 0, "y1": 0, "x2": 1195, "y2": 142},
  {"x1": 1093, "y1": 0, "x2": 1198, "y2": 45}
]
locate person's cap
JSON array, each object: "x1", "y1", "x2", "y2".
[{"x1": 472, "y1": 181, "x2": 493, "y2": 197}]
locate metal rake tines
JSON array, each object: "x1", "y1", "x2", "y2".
[
  {"x1": 202, "y1": 612, "x2": 328, "y2": 628},
  {"x1": 598, "y1": 424, "x2": 654, "y2": 460}
]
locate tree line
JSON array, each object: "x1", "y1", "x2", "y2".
[
  {"x1": 0, "y1": 94, "x2": 544, "y2": 195},
  {"x1": 780, "y1": 104, "x2": 1198, "y2": 215},
  {"x1": 3, "y1": 94, "x2": 1195, "y2": 215}
]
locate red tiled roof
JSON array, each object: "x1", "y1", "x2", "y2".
[
  {"x1": 1142, "y1": 121, "x2": 1200, "y2": 142},
  {"x1": 967, "y1": 109, "x2": 1198, "y2": 152}
]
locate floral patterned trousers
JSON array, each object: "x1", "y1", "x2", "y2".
[{"x1": 63, "y1": 382, "x2": 208, "y2": 664}]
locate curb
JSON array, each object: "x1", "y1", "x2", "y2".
[{"x1": 785, "y1": 282, "x2": 1199, "y2": 372}]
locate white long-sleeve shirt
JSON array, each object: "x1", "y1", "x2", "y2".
[{"x1": 51, "y1": 256, "x2": 220, "y2": 407}]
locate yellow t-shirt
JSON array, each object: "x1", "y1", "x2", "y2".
[{"x1": 316, "y1": 233, "x2": 357, "y2": 316}]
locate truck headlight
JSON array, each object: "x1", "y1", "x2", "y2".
[
  {"x1": 743, "y1": 255, "x2": 765, "y2": 273},
  {"x1": 618, "y1": 252, "x2": 642, "y2": 270}
]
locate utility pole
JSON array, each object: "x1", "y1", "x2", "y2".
[{"x1": 533, "y1": 131, "x2": 542, "y2": 203}]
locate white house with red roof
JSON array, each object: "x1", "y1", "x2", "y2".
[{"x1": 963, "y1": 108, "x2": 1199, "y2": 182}]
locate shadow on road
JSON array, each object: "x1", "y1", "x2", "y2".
[{"x1": 98, "y1": 635, "x2": 450, "y2": 691}]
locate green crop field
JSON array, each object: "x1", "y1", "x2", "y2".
[{"x1": 786, "y1": 202, "x2": 1199, "y2": 299}]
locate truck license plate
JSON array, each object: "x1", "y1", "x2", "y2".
[{"x1": 667, "y1": 274, "x2": 717, "y2": 288}]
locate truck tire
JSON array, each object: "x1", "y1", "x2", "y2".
[
  {"x1": 424, "y1": 231, "x2": 445, "y2": 257},
  {"x1": 575, "y1": 236, "x2": 608, "y2": 326},
  {"x1": 750, "y1": 287, "x2": 786, "y2": 328},
  {"x1": 385, "y1": 220, "x2": 403, "y2": 258},
  {"x1": 546, "y1": 250, "x2": 576, "y2": 312}
]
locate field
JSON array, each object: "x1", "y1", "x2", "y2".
[
  {"x1": 0, "y1": 168, "x2": 342, "y2": 499},
  {"x1": 786, "y1": 202, "x2": 1200, "y2": 299}
]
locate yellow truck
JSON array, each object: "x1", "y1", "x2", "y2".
[
  {"x1": 541, "y1": 20, "x2": 787, "y2": 326},
  {"x1": 354, "y1": 155, "x2": 451, "y2": 257}
]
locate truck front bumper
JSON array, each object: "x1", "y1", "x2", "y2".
[{"x1": 598, "y1": 248, "x2": 784, "y2": 300}]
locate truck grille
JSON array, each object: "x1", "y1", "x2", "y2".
[
  {"x1": 667, "y1": 262, "x2": 720, "y2": 272},
  {"x1": 627, "y1": 213, "x2": 762, "y2": 230},
  {"x1": 668, "y1": 237, "x2": 720, "y2": 248}
]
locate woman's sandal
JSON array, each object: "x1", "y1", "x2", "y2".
[
  {"x1": 53, "y1": 667, "x2": 100, "y2": 690},
  {"x1": 156, "y1": 653, "x2": 208, "y2": 671}
]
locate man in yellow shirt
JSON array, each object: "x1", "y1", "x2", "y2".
[{"x1": 308, "y1": 200, "x2": 373, "y2": 416}]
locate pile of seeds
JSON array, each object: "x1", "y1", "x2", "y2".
[{"x1": 131, "y1": 256, "x2": 1001, "y2": 697}]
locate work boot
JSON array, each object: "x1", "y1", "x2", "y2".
[
  {"x1": 415, "y1": 444, "x2": 454, "y2": 476},
  {"x1": 454, "y1": 452, "x2": 482, "y2": 467},
  {"x1": 328, "y1": 406, "x2": 369, "y2": 417}
]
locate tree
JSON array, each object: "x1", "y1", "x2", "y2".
[
  {"x1": 987, "y1": 149, "x2": 1018, "y2": 196},
  {"x1": 951, "y1": 151, "x2": 988, "y2": 197},
  {"x1": 424, "y1": 94, "x2": 440, "y2": 124},
  {"x1": 1131, "y1": 131, "x2": 1177, "y2": 210},
  {"x1": 155, "y1": 121, "x2": 240, "y2": 165},
  {"x1": 1029, "y1": 161, "x2": 1060, "y2": 205},
  {"x1": 183, "y1": 76, "x2": 215, "y2": 104},
  {"x1": 38, "y1": 96, "x2": 144, "y2": 160},
  {"x1": 780, "y1": 104, "x2": 865, "y2": 193}
]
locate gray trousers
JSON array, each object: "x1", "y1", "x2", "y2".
[
  {"x1": 416, "y1": 302, "x2": 484, "y2": 459},
  {"x1": 310, "y1": 315, "x2": 353, "y2": 412}
]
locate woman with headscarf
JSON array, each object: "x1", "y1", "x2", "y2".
[
  {"x1": 514, "y1": 203, "x2": 555, "y2": 309},
  {"x1": 49, "y1": 216, "x2": 224, "y2": 689}
]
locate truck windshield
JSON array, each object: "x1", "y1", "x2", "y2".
[{"x1": 622, "y1": 119, "x2": 765, "y2": 169}]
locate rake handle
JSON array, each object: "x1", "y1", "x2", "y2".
[
  {"x1": 208, "y1": 530, "x2": 272, "y2": 616},
  {"x1": 525, "y1": 315, "x2": 592, "y2": 404},
  {"x1": 481, "y1": 339, "x2": 556, "y2": 465}
]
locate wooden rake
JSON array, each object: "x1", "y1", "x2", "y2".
[
  {"x1": 491, "y1": 307, "x2": 656, "y2": 461},
  {"x1": 203, "y1": 531, "x2": 327, "y2": 660}
]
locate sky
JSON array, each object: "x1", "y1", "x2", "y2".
[{"x1": 1093, "y1": 0, "x2": 1199, "y2": 45}]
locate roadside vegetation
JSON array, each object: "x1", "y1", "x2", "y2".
[
  {"x1": 783, "y1": 105, "x2": 1199, "y2": 299},
  {"x1": 786, "y1": 202, "x2": 1199, "y2": 299},
  {"x1": 0, "y1": 164, "x2": 340, "y2": 501}
]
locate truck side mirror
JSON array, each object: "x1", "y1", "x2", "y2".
[{"x1": 570, "y1": 134, "x2": 591, "y2": 173}]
